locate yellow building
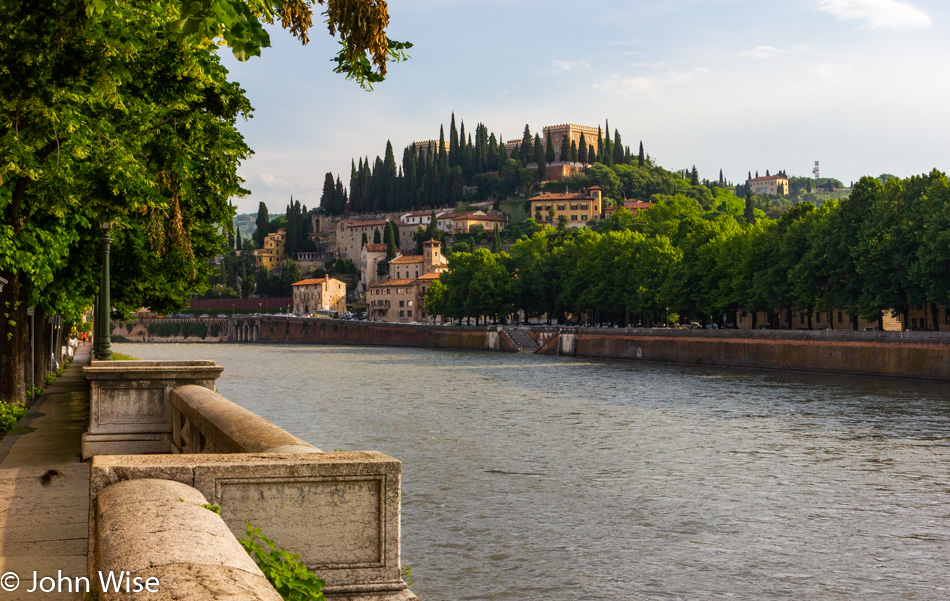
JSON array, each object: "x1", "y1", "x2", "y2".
[
  {"x1": 292, "y1": 277, "x2": 347, "y2": 315},
  {"x1": 450, "y1": 211, "x2": 508, "y2": 235},
  {"x1": 529, "y1": 186, "x2": 603, "y2": 228},
  {"x1": 747, "y1": 175, "x2": 790, "y2": 196},
  {"x1": 254, "y1": 228, "x2": 287, "y2": 271}
]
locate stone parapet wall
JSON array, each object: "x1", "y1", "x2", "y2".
[
  {"x1": 171, "y1": 385, "x2": 319, "y2": 454},
  {"x1": 540, "y1": 329, "x2": 950, "y2": 381},
  {"x1": 94, "y1": 478, "x2": 281, "y2": 601}
]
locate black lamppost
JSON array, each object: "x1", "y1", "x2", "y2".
[{"x1": 95, "y1": 220, "x2": 113, "y2": 360}]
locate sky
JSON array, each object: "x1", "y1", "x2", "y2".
[{"x1": 220, "y1": 0, "x2": 950, "y2": 215}]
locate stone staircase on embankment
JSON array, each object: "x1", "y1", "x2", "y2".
[{"x1": 504, "y1": 327, "x2": 540, "y2": 353}]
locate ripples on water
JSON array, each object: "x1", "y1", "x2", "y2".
[{"x1": 116, "y1": 343, "x2": 950, "y2": 600}]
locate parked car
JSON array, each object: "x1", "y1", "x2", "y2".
[
  {"x1": 217, "y1": 313, "x2": 228, "y2": 318},
  {"x1": 705, "y1": 323, "x2": 719, "y2": 329}
]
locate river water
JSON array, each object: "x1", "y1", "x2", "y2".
[{"x1": 114, "y1": 342, "x2": 950, "y2": 600}]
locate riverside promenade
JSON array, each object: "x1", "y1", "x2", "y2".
[{"x1": 0, "y1": 345, "x2": 90, "y2": 600}]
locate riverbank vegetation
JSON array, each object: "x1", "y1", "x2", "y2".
[
  {"x1": 0, "y1": 0, "x2": 404, "y2": 404},
  {"x1": 427, "y1": 171, "x2": 950, "y2": 329}
]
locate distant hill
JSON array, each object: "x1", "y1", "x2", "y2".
[{"x1": 234, "y1": 213, "x2": 257, "y2": 240}]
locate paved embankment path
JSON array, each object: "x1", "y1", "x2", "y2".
[{"x1": 0, "y1": 345, "x2": 90, "y2": 600}]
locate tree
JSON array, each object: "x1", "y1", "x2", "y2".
[
  {"x1": 578, "y1": 134, "x2": 588, "y2": 165},
  {"x1": 254, "y1": 202, "x2": 271, "y2": 247},
  {"x1": 638, "y1": 141, "x2": 645, "y2": 168},
  {"x1": 236, "y1": 226, "x2": 243, "y2": 251},
  {"x1": 533, "y1": 134, "x2": 545, "y2": 181},
  {"x1": 546, "y1": 135, "x2": 556, "y2": 165},
  {"x1": 612, "y1": 129, "x2": 624, "y2": 165},
  {"x1": 558, "y1": 136, "x2": 570, "y2": 163},
  {"x1": 320, "y1": 172, "x2": 337, "y2": 214},
  {"x1": 519, "y1": 125, "x2": 533, "y2": 167}
]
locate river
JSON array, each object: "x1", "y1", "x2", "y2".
[{"x1": 114, "y1": 342, "x2": 950, "y2": 600}]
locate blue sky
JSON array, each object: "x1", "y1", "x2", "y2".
[{"x1": 221, "y1": 0, "x2": 950, "y2": 215}]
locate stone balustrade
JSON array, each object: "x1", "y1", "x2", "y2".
[
  {"x1": 171, "y1": 384, "x2": 320, "y2": 454},
  {"x1": 85, "y1": 361, "x2": 415, "y2": 601},
  {"x1": 94, "y1": 478, "x2": 282, "y2": 600},
  {"x1": 82, "y1": 360, "x2": 223, "y2": 459}
]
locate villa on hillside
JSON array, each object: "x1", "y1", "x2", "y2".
[
  {"x1": 747, "y1": 174, "x2": 790, "y2": 196},
  {"x1": 604, "y1": 199, "x2": 653, "y2": 218},
  {"x1": 529, "y1": 186, "x2": 604, "y2": 228},
  {"x1": 254, "y1": 228, "x2": 287, "y2": 271}
]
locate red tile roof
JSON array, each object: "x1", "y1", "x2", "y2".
[
  {"x1": 292, "y1": 278, "x2": 329, "y2": 287},
  {"x1": 363, "y1": 243, "x2": 387, "y2": 253},
  {"x1": 390, "y1": 255, "x2": 424, "y2": 265}
]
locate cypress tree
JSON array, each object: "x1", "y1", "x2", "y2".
[
  {"x1": 559, "y1": 135, "x2": 570, "y2": 162},
  {"x1": 449, "y1": 113, "x2": 459, "y2": 167},
  {"x1": 335, "y1": 176, "x2": 347, "y2": 214},
  {"x1": 719, "y1": 169, "x2": 724, "y2": 184},
  {"x1": 612, "y1": 129, "x2": 623, "y2": 165},
  {"x1": 744, "y1": 193, "x2": 756, "y2": 225},
  {"x1": 638, "y1": 141, "x2": 645, "y2": 167},
  {"x1": 690, "y1": 165, "x2": 699, "y2": 186},
  {"x1": 519, "y1": 124, "x2": 532, "y2": 167},
  {"x1": 236, "y1": 226, "x2": 242, "y2": 251},
  {"x1": 588, "y1": 145, "x2": 595, "y2": 164},
  {"x1": 491, "y1": 225, "x2": 501, "y2": 252},
  {"x1": 320, "y1": 172, "x2": 336, "y2": 214},
  {"x1": 602, "y1": 120, "x2": 612, "y2": 166},
  {"x1": 597, "y1": 125, "x2": 604, "y2": 163},
  {"x1": 373, "y1": 229, "x2": 382, "y2": 244},
  {"x1": 391, "y1": 219, "x2": 400, "y2": 248},
  {"x1": 545, "y1": 134, "x2": 555, "y2": 164},
  {"x1": 487, "y1": 133, "x2": 499, "y2": 171},
  {"x1": 457, "y1": 120, "x2": 465, "y2": 170},
  {"x1": 497, "y1": 136, "x2": 509, "y2": 169},
  {"x1": 253, "y1": 201, "x2": 269, "y2": 247},
  {"x1": 533, "y1": 134, "x2": 545, "y2": 180},
  {"x1": 438, "y1": 125, "x2": 447, "y2": 167},
  {"x1": 766, "y1": 169, "x2": 770, "y2": 176},
  {"x1": 362, "y1": 233, "x2": 368, "y2": 246},
  {"x1": 227, "y1": 225, "x2": 235, "y2": 250},
  {"x1": 570, "y1": 139, "x2": 577, "y2": 163},
  {"x1": 578, "y1": 133, "x2": 588, "y2": 165}
]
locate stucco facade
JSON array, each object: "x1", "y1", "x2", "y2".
[{"x1": 292, "y1": 277, "x2": 347, "y2": 315}]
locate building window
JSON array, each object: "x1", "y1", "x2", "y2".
[
  {"x1": 399, "y1": 300, "x2": 404, "y2": 308},
  {"x1": 399, "y1": 310, "x2": 404, "y2": 317}
]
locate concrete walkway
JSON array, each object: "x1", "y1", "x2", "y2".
[{"x1": 0, "y1": 345, "x2": 90, "y2": 600}]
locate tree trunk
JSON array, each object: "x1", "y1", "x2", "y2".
[
  {"x1": 807, "y1": 309, "x2": 812, "y2": 329},
  {"x1": 0, "y1": 272, "x2": 27, "y2": 404},
  {"x1": 852, "y1": 313, "x2": 858, "y2": 331},
  {"x1": 751, "y1": 312, "x2": 757, "y2": 329},
  {"x1": 931, "y1": 303, "x2": 940, "y2": 331}
]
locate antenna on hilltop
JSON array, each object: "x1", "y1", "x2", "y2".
[{"x1": 813, "y1": 161, "x2": 820, "y2": 180}]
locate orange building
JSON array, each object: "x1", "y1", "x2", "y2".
[{"x1": 529, "y1": 186, "x2": 604, "y2": 227}]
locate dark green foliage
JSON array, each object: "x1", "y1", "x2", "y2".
[
  {"x1": 241, "y1": 523, "x2": 325, "y2": 601},
  {"x1": 578, "y1": 133, "x2": 588, "y2": 165}
]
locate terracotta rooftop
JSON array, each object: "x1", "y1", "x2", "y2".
[
  {"x1": 529, "y1": 191, "x2": 596, "y2": 201},
  {"x1": 341, "y1": 219, "x2": 388, "y2": 227},
  {"x1": 451, "y1": 211, "x2": 507, "y2": 221},
  {"x1": 292, "y1": 277, "x2": 331, "y2": 287},
  {"x1": 363, "y1": 243, "x2": 387, "y2": 253},
  {"x1": 390, "y1": 255, "x2": 424, "y2": 265},
  {"x1": 369, "y1": 279, "x2": 417, "y2": 288},
  {"x1": 748, "y1": 175, "x2": 787, "y2": 182},
  {"x1": 417, "y1": 272, "x2": 442, "y2": 281}
]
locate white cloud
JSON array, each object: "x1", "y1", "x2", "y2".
[
  {"x1": 257, "y1": 172, "x2": 294, "y2": 190},
  {"x1": 817, "y1": 0, "x2": 931, "y2": 29},
  {"x1": 737, "y1": 44, "x2": 811, "y2": 59},
  {"x1": 594, "y1": 68, "x2": 710, "y2": 101},
  {"x1": 548, "y1": 60, "x2": 591, "y2": 75}
]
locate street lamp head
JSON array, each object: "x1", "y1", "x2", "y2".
[{"x1": 100, "y1": 220, "x2": 113, "y2": 231}]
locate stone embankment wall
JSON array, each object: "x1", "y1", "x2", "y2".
[
  {"x1": 112, "y1": 318, "x2": 231, "y2": 343},
  {"x1": 538, "y1": 327, "x2": 950, "y2": 381},
  {"x1": 117, "y1": 317, "x2": 950, "y2": 380}
]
